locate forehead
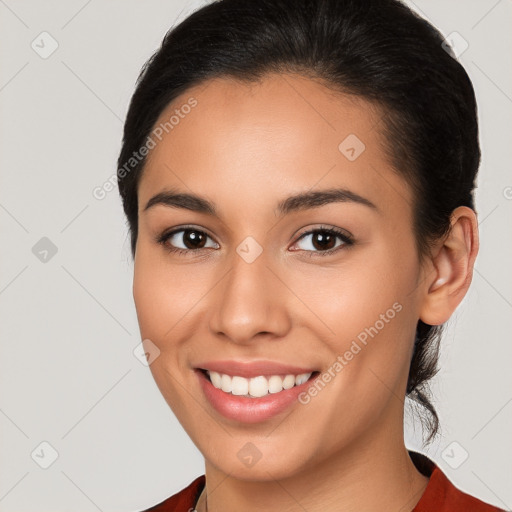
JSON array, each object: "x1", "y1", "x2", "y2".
[{"x1": 138, "y1": 72, "x2": 412, "y2": 219}]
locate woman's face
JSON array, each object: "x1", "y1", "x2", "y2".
[{"x1": 133, "y1": 73, "x2": 429, "y2": 479}]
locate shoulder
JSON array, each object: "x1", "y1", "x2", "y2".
[
  {"x1": 411, "y1": 452, "x2": 506, "y2": 512},
  {"x1": 141, "y1": 475, "x2": 205, "y2": 512}
]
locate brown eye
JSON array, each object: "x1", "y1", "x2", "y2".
[
  {"x1": 180, "y1": 229, "x2": 208, "y2": 249},
  {"x1": 158, "y1": 227, "x2": 219, "y2": 254},
  {"x1": 310, "y1": 231, "x2": 337, "y2": 251},
  {"x1": 293, "y1": 227, "x2": 354, "y2": 256}
]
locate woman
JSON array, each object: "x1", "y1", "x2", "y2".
[{"x1": 116, "y1": 0, "x2": 504, "y2": 510}]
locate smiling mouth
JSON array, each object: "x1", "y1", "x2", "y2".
[{"x1": 200, "y1": 369, "x2": 320, "y2": 398}]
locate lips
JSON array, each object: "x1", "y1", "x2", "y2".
[
  {"x1": 194, "y1": 360, "x2": 319, "y2": 423},
  {"x1": 196, "y1": 359, "x2": 317, "y2": 378}
]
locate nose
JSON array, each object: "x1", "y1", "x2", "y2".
[{"x1": 208, "y1": 248, "x2": 292, "y2": 345}]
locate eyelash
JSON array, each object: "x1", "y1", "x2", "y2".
[{"x1": 156, "y1": 225, "x2": 354, "y2": 258}]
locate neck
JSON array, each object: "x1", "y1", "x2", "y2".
[{"x1": 200, "y1": 412, "x2": 429, "y2": 512}]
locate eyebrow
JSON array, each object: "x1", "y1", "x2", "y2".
[{"x1": 143, "y1": 187, "x2": 378, "y2": 216}]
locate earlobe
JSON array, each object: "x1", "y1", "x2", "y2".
[{"x1": 419, "y1": 206, "x2": 479, "y2": 326}]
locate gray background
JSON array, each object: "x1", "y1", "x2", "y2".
[{"x1": 0, "y1": 0, "x2": 511, "y2": 510}]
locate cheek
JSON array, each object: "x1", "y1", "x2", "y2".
[
  {"x1": 132, "y1": 250, "x2": 203, "y2": 418},
  {"x1": 292, "y1": 241, "x2": 420, "y2": 398},
  {"x1": 132, "y1": 244, "x2": 207, "y2": 343},
  {"x1": 293, "y1": 242, "x2": 418, "y2": 339},
  {"x1": 132, "y1": 244, "x2": 217, "y2": 402}
]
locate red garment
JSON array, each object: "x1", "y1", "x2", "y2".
[{"x1": 142, "y1": 452, "x2": 505, "y2": 511}]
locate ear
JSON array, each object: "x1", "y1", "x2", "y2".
[{"x1": 419, "y1": 206, "x2": 479, "y2": 326}]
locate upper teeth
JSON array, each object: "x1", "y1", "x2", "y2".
[{"x1": 207, "y1": 371, "x2": 312, "y2": 398}]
